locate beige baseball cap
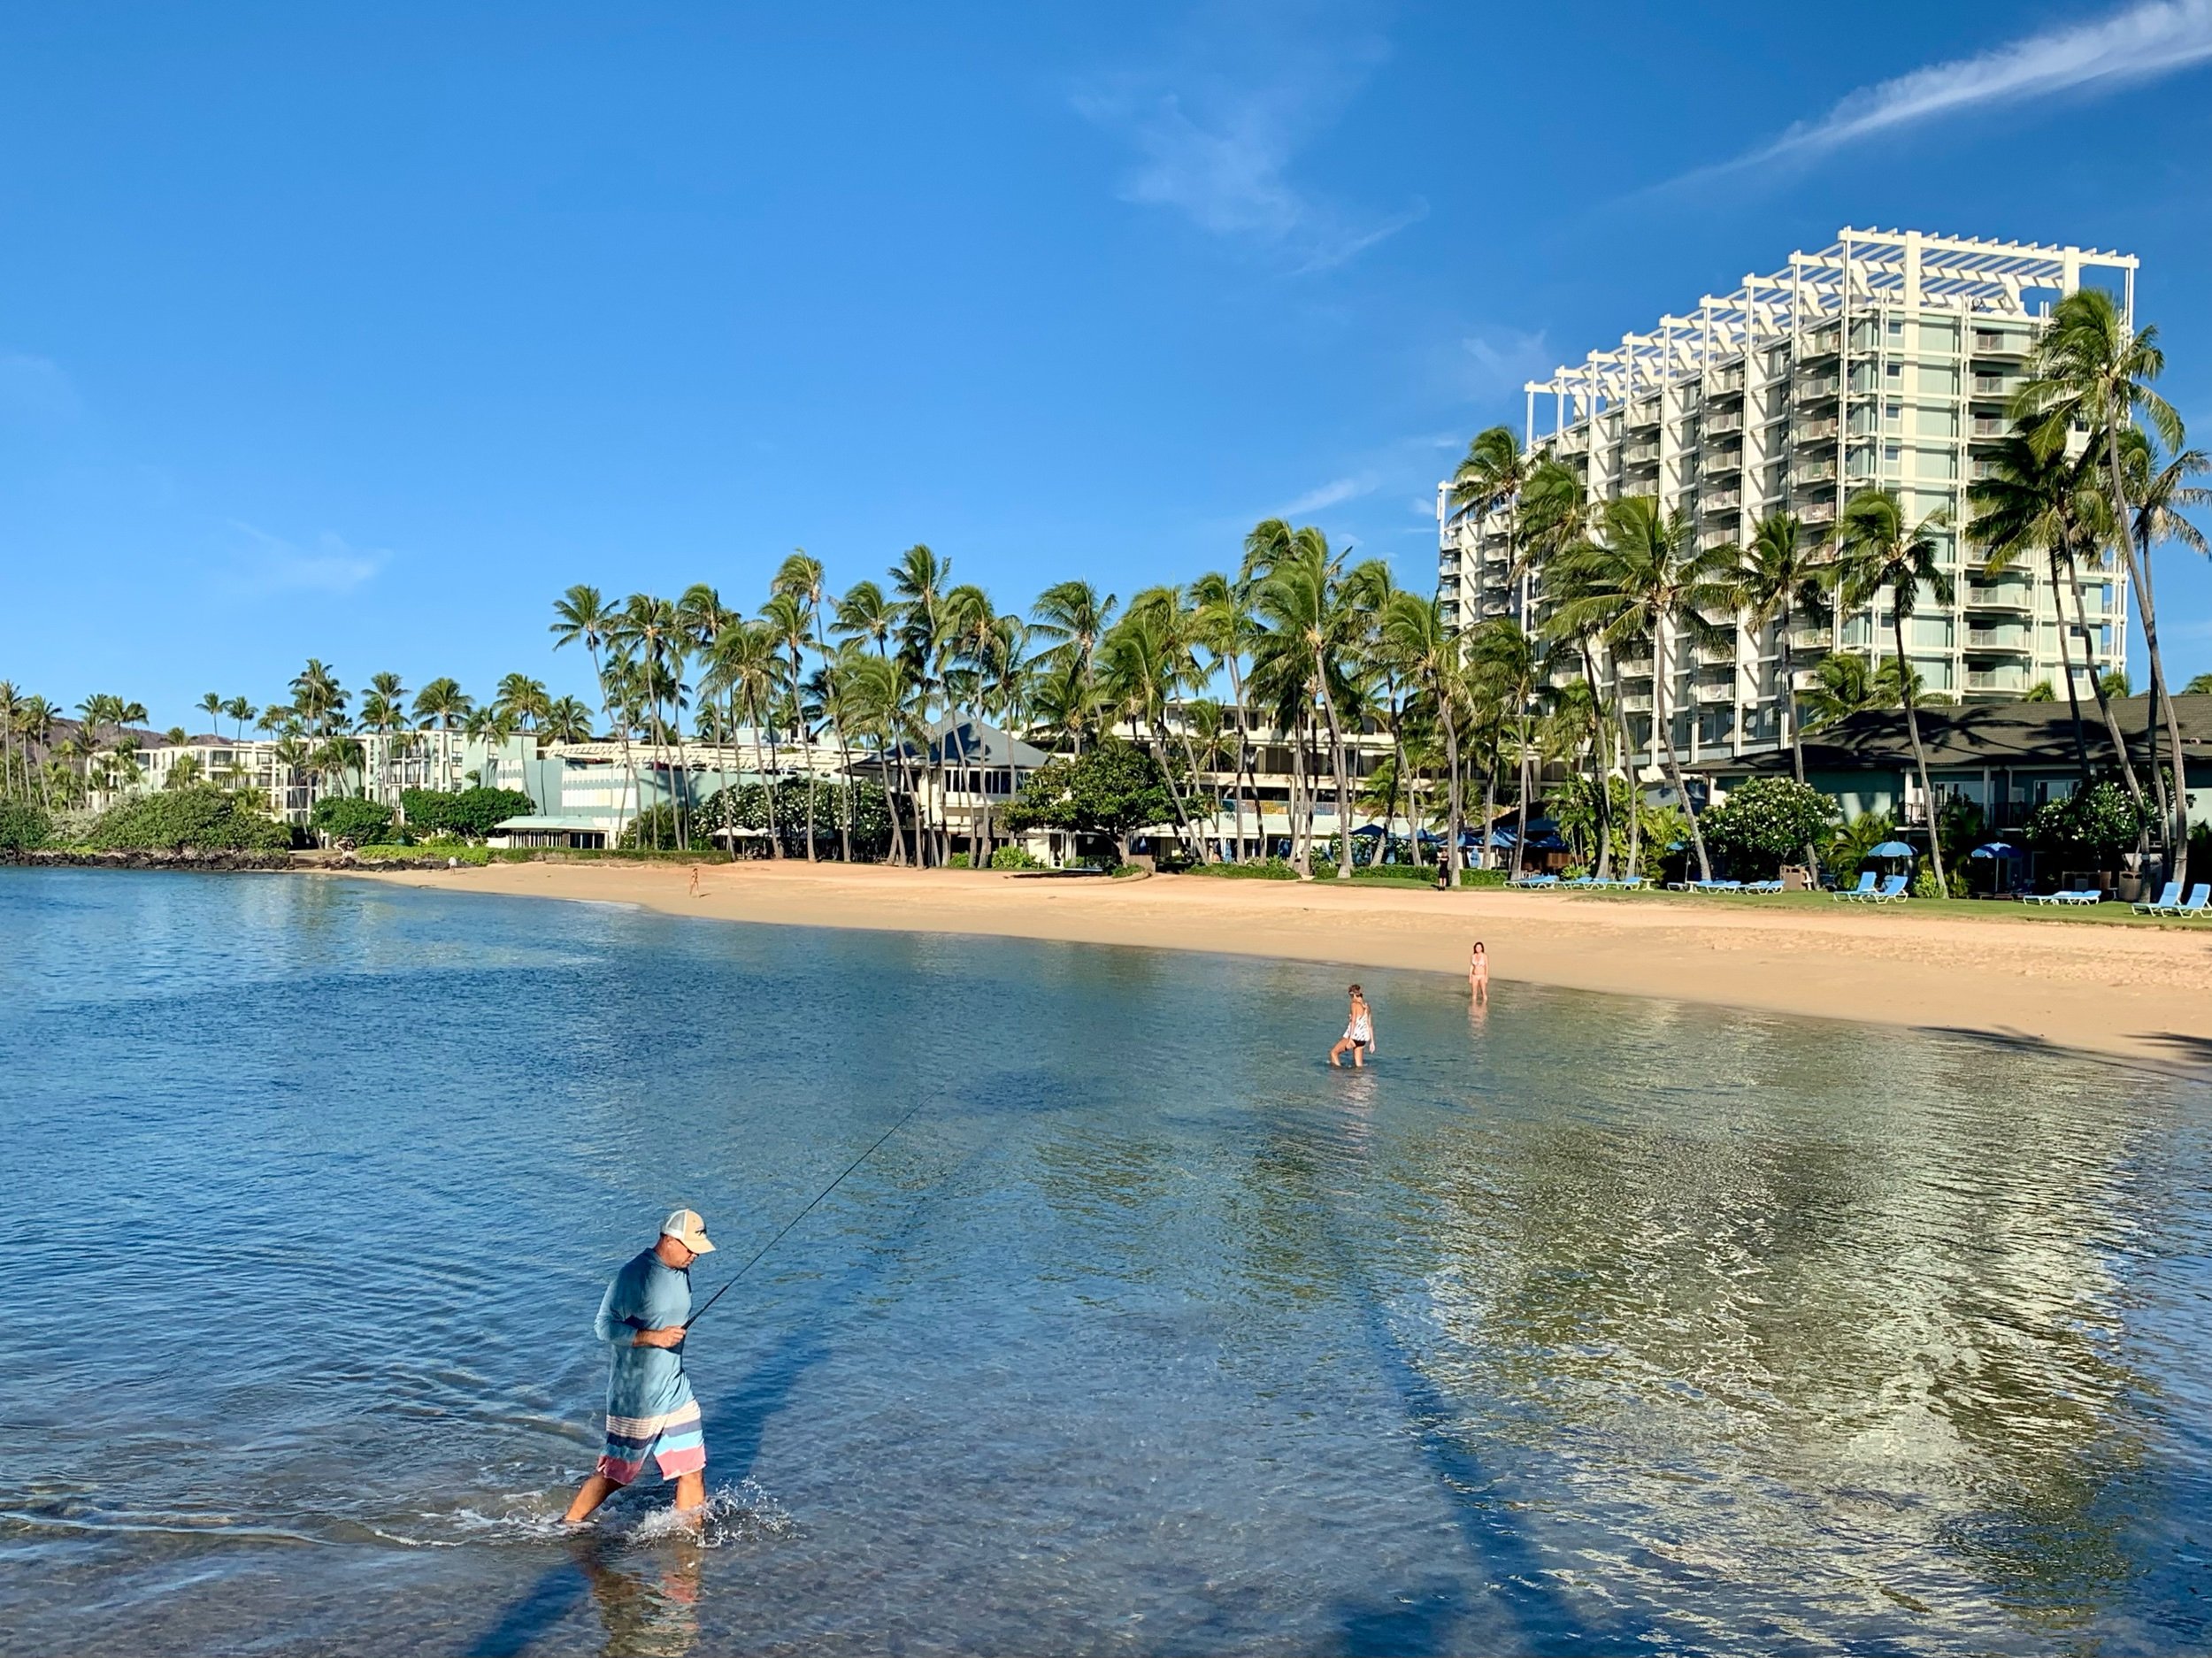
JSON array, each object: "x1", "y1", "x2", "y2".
[{"x1": 661, "y1": 1208, "x2": 716, "y2": 1254}]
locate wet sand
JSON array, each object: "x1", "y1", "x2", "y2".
[{"x1": 349, "y1": 861, "x2": 2212, "y2": 1073}]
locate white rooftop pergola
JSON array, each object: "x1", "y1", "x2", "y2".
[{"x1": 1524, "y1": 226, "x2": 2139, "y2": 437}]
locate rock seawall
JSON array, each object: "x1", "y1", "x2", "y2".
[{"x1": 5, "y1": 848, "x2": 300, "y2": 871}]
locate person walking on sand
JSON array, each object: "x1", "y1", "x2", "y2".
[
  {"x1": 564, "y1": 1209, "x2": 716, "y2": 1528},
  {"x1": 1329, "y1": 985, "x2": 1377, "y2": 1068},
  {"x1": 687, "y1": 865, "x2": 702, "y2": 899},
  {"x1": 1469, "y1": 941, "x2": 1488, "y2": 1002}
]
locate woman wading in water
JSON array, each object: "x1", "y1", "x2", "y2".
[
  {"x1": 1469, "y1": 941, "x2": 1488, "y2": 1002},
  {"x1": 1329, "y1": 985, "x2": 1376, "y2": 1068}
]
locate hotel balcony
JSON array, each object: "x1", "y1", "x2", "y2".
[
  {"x1": 1798, "y1": 373, "x2": 1841, "y2": 399},
  {"x1": 1623, "y1": 441, "x2": 1660, "y2": 465},
  {"x1": 1972, "y1": 372, "x2": 2024, "y2": 397},
  {"x1": 1796, "y1": 417, "x2": 1840, "y2": 443},
  {"x1": 1703, "y1": 487, "x2": 1742, "y2": 512},
  {"x1": 1971, "y1": 414, "x2": 2008, "y2": 438},
  {"x1": 1801, "y1": 499, "x2": 1838, "y2": 525},
  {"x1": 1964, "y1": 584, "x2": 2033, "y2": 613},
  {"x1": 1796, "y1": 458, "x2": 1838, "y2": 483},
  {"x1": 1972, "y1": 331, "x2": 2028, "y2": 357},
  {"x1": 1707, "y1": 410, "x2": 1745, "y2": 436},
  {"x1": 1965, "y1": 667, "x2": 2032, "y2": 695},
  {"x1": 1964, "y1": 629, "x2": 2033, "y2": 655},
  {"x1": 1694, "y1": 678, "x2": 1738, "y2": 702}
]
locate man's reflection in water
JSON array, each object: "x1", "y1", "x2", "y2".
[{"x1": 568, "y1": 1531, "x2": 703, "y2": 1658}]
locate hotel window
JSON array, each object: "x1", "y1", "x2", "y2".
[
  {"x1": 1884, "y1": 401, "x2": 1902, "y2": 431},
  {"x1": 1886, "y1": 317, "x2": 1906, "y2": 340},
  {"x1": 1885, "y1": 361, "x2": 1903, "y2": 386},
  {"x1": 1884, "y1": 442, "x2": 1901, "y2": 472}
]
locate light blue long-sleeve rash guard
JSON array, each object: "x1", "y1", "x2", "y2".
[{"x1": 592, "y1": 1248, "x2": 695, "y2": 1421}]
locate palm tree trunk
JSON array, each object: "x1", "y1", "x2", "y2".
[
  {"x1": 2135, "y1": 524, "x2": 2185, "y2": 879},
  {"x1": 1655, "y1": 677, "x2": 1712, "y2": 881},
  {"x1": 1313, "y1": 656, "x2": 1353, "y2": 881},
  {"x1": 1893, "y1": 613, "x2": 1945, "y2": 894},
  {"x1": 1778, "y1": 633, "x2": 1819, "y2": 880},
  {"x1": 1288, "y1": 710, "x2": 1310, "y2": 876},
  {"x1": 1509, "y1": 713, "x2": 1532, "y2": 882},
  {"x1": 1385, "y1": 682, "x2": 1411, "y2": 869},
  {"x1": 2098, "y1": 394, "x2": 2190, "y2": 883},
  {"x1": 2068, "y1": 568, "x2": 2145, "y2": 805},
  {"x1": 1578, "y1": 648, "x2": 1613, "y2": 879},
  {"x1": 1479, "y1": 723, "x2": 1499, "y2": 872},
  {"x1": 2050, "y1": 564, "x2": 2091, "y2": 784},
  {"x1": 1440, "y1": 694, "x2": 1463, "y2": 887}
]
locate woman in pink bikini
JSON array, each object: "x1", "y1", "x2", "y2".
[{"x1": 1469, "y1": 941, "x2": 1488, "y2": 1002}]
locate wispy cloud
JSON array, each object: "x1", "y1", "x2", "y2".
[
  {"x1": 1689, "y1": 0, "x2": 2212, "y2": 180},
  {"x1": 1458, "y1": 327, "x2": 1553, "y2": 396},
  {"x1": 1073, "y1": 7, "x2": 1424, "y2": 272},
  {"x1": 0, "y1": 352, "x2": 82, "y2": 423},
  {"x1": 1284, "y1": 473, "x2": 1379, "y2": 514},
  {"x1": 224, "y1": 521, "x2": 388, "y2": 596}
]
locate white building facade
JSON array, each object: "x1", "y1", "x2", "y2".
[{"x1": 1438, "y1": 227, "x2": 2136, "y2": 765}]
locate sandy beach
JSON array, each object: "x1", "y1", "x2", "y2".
[{"x1": 346, "y1": 860, "x2": 2212, "y2": 1074}]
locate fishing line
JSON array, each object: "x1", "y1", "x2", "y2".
[{"x1": 684, "y1": 1098, "x2": 929, "y2": 1331}]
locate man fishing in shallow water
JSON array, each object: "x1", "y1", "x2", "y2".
[{"x1": 564, "y1": 1209, "x2": 714, "y2": 1527}]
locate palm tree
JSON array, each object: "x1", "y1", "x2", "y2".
[
  {"x1": 543, "y1": 696, "x2": 595, "y2": 744},
  {"x1": 1382, "y1": 591, "x2": 1471, "y2": 884},
  {"x1": 703, "y1": 620, "x2": 787, "y2": 858},
  {"x1": 1965, "y1": 433, "x2": 2115, "y2": 789},
  {"x1": 1553, "y1": 496, "x2": 1735, "y2": 881},
  {"x1": 290, "y1": 660, "x2": 346, "y2": 737},
  {"x1": 410, "y1": 677, "x2": 472, "y2": 802},
  {"x1": 1448, "y1": 425, "x2": 1534, "y2": 615},
  {"x1": 2014, "y1": 287, "x2": 2192, "y2": 882},
  {"x1": 1190, "y1": 569, "x2": 1263, "y2": 860},
  {"x1": 773, "y1": 551, "x2": 833, "y2": 860},
  {"x1": 2115, "y1": 427, "x2": 2210, "y2": 864},
  {"x1": 1800, "y1": 654, "x2": 1885, "y2": 732},
  {"x1": 891, "y1": 546, "x2": 954, "y2": 865},
  {"x1": 196, "y1": 692, "x2": 224, "y2": 736},
  {"x1": 221, "y1": 696, "x2": 257, "y2": 744},
  {"x1": 1248, "y1": 519, "x2": 1357, "y2": 879},
  {"x1": 1833, "y1": 488, "x2": 1956, "y2": 894},
  {"x1": 1102, "y1": 590, "x2": 1207, "y2": 863},
  {"x1": 1729, "y1": 511, "x2": 1832, "y2": 876},
  {"x1": 1468, "y1": 617, "x2": 1544, "y2": 879},
  {"x1": 761, "y1": 587, "x2": 820, "y2": 859},
  {"x1": 1029, "y1": 580, "x2": 1118, "y2": 756},
  {"x1": 611, "y1": 594, "x2": 688, "y2": 849}
]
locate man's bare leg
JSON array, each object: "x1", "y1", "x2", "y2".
[
  {"x1": 564, "y1": 1475, "x2": 622, "y2": 1524},
  {"x1": 672, "y1": 1470, "x2": 706, "y2": 1520}
]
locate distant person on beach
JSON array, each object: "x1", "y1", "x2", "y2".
[
  {"x1": 1469, "y1": 941, "x2": 1488, "y2": 1002},
  {"x1": 687, "y1": 865, "x2": 702, "y2": 899},
  {"x1": 1329, "y1": 985, "x2": 1376, "y2": 1068},
  {"x1": 564, "y1": 1209, "x2": 715, "y2": 1528}
]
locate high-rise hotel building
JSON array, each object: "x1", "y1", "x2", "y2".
[{"x1": 1437, "y1": 227, "x2": 2137, "y2": 765}]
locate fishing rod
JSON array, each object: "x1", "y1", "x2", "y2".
[{"x1": 683, "y1": 1097, "x2": 929, "y2": 1331}]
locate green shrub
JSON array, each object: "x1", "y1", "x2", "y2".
[
  {"x1": 1701, "y1": 778, "x2": 1839, "y2": 874},
  {"x1": 1188, "y1": 857, "x2": 1300, "y2": 879},
  {"x1": 618, "y1": 803, "x2": 683, "y2": 851},
  {"x1": 311, "y1": 795, "x2": 396, "y2": 846},
  {"x1": 989, "y1": 844, "x2": 1045, "y2": 871},
  {"x1": 400, "y1": 787, "x2": 537, "y2": 841},
  {"x1": 945, "y1": 852, "x2": 972, "y2": 869},
  {"x1": 85, "y1": 786, "x2": 291, "y2": 852},
  {"x1": 2026, "y1": 779, "x2": 2153, "y2": 865},
  {"x1": 693, "y1": 778, "x2": 891, "y2": 859},
  {"x1": 0, "y1": 799, "x2": 50, "y2": 851}
]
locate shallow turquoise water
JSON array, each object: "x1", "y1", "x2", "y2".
[{"x1": 2, "y1": 867, "x2": 2209, "y2": 1655}]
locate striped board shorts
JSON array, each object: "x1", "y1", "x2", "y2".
[{"x1": 596, "y1": 1400, "x2": 707, "y2": 1485}]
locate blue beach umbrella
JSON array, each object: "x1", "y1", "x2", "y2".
[
  {"x1": 1868, "y1": 841, "x2": 1916, "y2": 858},
  {"x1": 1968, "y1": 841, "x2": 2021, "y2": 860}
]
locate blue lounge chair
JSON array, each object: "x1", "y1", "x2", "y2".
[
  {"x1": 2147, "y1": 882, "x2": 2210, "y2": 917},
  {"x1": 1832, "y1": 871, "x2": 1878, "y2": 901},
  {"x1": 1689, "y1": 879, "x2": 1742, "y2": 893},
  {"x1": 1864, "y1": 874, "x2": 1910, "y2": 904},
  {"x1": 1612, "y1": 876, "x2": 1647, "y2": 891},
  {"x1": 2131, "y1": 880, "x2": 2184, "y2": 916},
  {"x1": 1740, "y1": 879, "x2": 1785, "y2": 894},
  {"x1": 1509, "y1": 872, "x2": 1559, "y2": 889},
  {"x1": 2053, "y1": 888, "x2": 2102, "y2": 906}
]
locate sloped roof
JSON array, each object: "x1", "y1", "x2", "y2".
[
  {"x1": 1729, "y1": 695, "x2": 2211, "y2": 774},
  {"x1": 896, "y1": 718, "x2": 1050, "y2": 769}
]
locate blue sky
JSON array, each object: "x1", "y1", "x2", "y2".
[{"x1": 4, "y1": 1, "x2": 2211, "y2": 727}]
